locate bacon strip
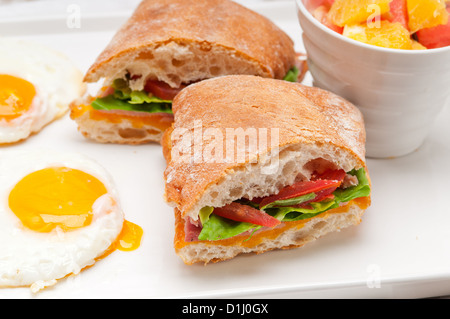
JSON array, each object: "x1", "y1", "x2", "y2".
[{"x1": 295, "y1": 52, "x2": 309, "y2": 83}]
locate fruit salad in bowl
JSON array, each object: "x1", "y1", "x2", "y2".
[
  {"x1": 296, "y1": 0, "x2": 450, "y2": 158},
  {"x1": 309, "y1": 0, "x2": 450, "y2": 50}
]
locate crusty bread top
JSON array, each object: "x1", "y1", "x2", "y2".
[
  {"x1": 163, "y1": 75, "x2": 366, "y2": 218},
  {"x1": 84, "y1": 0, "x2": 296, "y2": 84}
]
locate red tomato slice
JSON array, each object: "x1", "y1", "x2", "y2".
[
  {"x1": 251, "y1": 169, "x2": 346, "y2": 208},
  {"x1": 258, "y1": 178, "x2": 342, "y2": 209},
  {"x1": 213, "y1": 202, "x2": 281, "y2": 228},
  {"x1": 416, "y1": 8, "x2": 450, "y2": 49},
  {"x1": 311, "y1": 169, "x2": 346, "y2": 182},
  {"x1": 144, "y1": 80, "x2": 186, "y2": 100}
]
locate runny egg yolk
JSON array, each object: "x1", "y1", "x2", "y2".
[
  {"x1": 115, "y1": 220, "x2": 143, "y2": 251},
  {"x1": 8, "y1": 167, "x2": 107, "y2": 232},
  {"x1": 0, "y1": 74, "x2": 36, "y2": 121},
  {"x1": 83, "y1": 220, "x2": 143, "y2": 272}
]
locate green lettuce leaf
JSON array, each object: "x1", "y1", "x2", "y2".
[
  {"x1": 260, "y1": 192, "x2": 316, "y2": 210},
  {"x1": 91, "y1": 95, "x2": 172, "y2": 113},
  {"x1": 199, "y1": 206, "x2": 214, "y2": 226},
  {"x1": 267, "y1": 199, "x2": 338, "y2": 222},
  {"x1": 112, "y1": 86, "x2": 171, "y2": 104},
  {"x1": 198, "y1": 214, "x2": 261, "y2": 241},
  {"x1": 333, "y1": 168, "x2": 370, "y2": 203},
  {"x1": 283, "y1": 66, "x2": 299, "y2": 82}
]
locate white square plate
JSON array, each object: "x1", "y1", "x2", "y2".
[{"x1": 1, "y1": 0, "x2": 450, "y2": 299}]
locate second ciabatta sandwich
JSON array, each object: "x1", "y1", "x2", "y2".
[
  {"x1": 162, "y1": 75, "x2": 371, "y2": 265},
  {"x1": 70, "y1": 0, "x2": 306, "y2": 145}
]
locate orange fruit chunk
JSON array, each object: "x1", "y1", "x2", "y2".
[
  {"x1": 406, "y1": 0, "x2": 448, "y2": 33},
  {"x1": 410, "y1": 39, "x2": 427, "y2": 50},
  {"x1": 343, "y1": 20, "x2": 413, "y2": 49},
  {"x1": 329, "y1": 0, "x2": 393, "y2": 27}
]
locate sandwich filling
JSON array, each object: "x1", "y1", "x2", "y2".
[
  {"x1": 185, "y1": 167, "x2": 370, "y2": 242},
  {"x1": 91, "y1": 77, "x2": 174, "y2": 115},
  {"x1": 89, "y1": 67, "x2": 301, "y2": 115}
]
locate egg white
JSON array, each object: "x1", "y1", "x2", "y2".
[
  {"x1": 0, "y1": 150, "x2": 124, "y2": 292},
  {"x1": 0, "y1": 38, "x2": 85, "y2": 144}
]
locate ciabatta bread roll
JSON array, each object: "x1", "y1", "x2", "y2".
[
  {"x1": 162, "y1": 75, "x2": 371, "y2": 264},
  {"x1": 70, "y1": 0, "x2": 306, "y2": 145}
]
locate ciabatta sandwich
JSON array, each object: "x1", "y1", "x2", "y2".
[
  {"x1": 70, "y1": 0, "x2": 306, "y2": 145},
  {"x1": 162, "y1": 75, "x2": 371, "y2": 265}
]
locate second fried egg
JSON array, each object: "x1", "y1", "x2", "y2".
[
  {"x1": 0, "y1": 38, "x2": 85, "y2": 144},
  {"x1": 0, "y1": 150, "x2": 141, "y2": 293}
]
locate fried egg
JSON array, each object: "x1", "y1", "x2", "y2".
[
  {"x1": 0, "y1": 38, "x2": 85, "y2": 144},
  {"x1": 0, "y1": 150, "x2": 142, "y2": 293}
]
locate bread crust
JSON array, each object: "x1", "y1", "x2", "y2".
[
  {"x1": 163, "y1": 75, "x2": 367, "y2": 218},
  {"x1": 161, "y1": 124, "x2": 175, "y2": 161},
  {"x1": 84, "y1": 0, "x2": 296, "y2": 83}
]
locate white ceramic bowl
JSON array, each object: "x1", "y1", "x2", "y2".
[{"x1": 296, "y1": 0, "x2": 450, "y2": 158}]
